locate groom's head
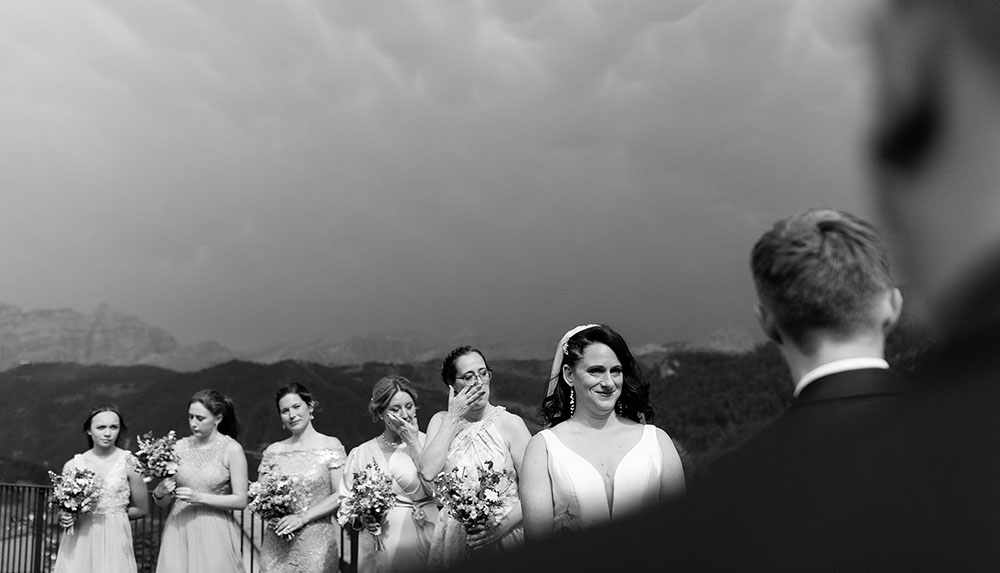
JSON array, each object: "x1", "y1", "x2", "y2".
[{"x1": 750, "y1": 208, "x2": 902, "y2": 354}]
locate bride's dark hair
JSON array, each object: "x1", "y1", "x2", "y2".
[{"x1": 540, "y1": 325, "x2": 653, "y2": 427}]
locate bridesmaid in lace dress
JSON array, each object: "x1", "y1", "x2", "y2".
[
  {"x1": 258, "y1": 383, "x2": 347, "y2": 572},
  {"x1": 53, "y1": 405, "x2": 149, "y2": 573},
  {"x1": 420, "y1": 346, "x2": 531, "y2": 570},
  {"x1": 520, "y1": 325, "x2": 686, "y2": 542},
  {"x1": 340, "y1": 375, "x2": 439, "y2": 572},
  {"x1": 153, "y1": 390, "x2": 249, "y2": 573}
]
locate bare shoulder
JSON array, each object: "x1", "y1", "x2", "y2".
[
  {"x1": 497, "y1": 408, "x2": 527, "y2": 428},
  {"x1": 224, "y1": 438, "x2": 246, "y2": 455},
  {"x1": 652, "y1": 425, "x2": 672, "y2": 442},
  {"x1": 499, "y1": 410, "x2": 532, "y2": 444},
  {"x1": 525, "y1": 431, "x2": 548, "y2": 450},
  {"x1": 61, "y1": 456, "x2": 81, "y2": 473},
  {"x1": 426, "y1": 411, "x2": 448, "y2": 431},
  {"x1": 652, "y1": 426, "x2": 686, "y2": 456},
  {"x1": 316, "y1": 434, "x2": 345, "y2": 451}
]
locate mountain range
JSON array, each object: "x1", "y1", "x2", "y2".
[{"x1": 0, "y1": 302, "x2": 757, "y2": 372}]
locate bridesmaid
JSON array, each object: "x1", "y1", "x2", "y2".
[
  {"x1": 53, "y1": 404, "x2": 149, "y2": 573},
  {"x1": 258, "y1": 383, "x2": 347, "y2": 572},
  {"x1": 421, "y1": 346, "x2": 531, "y2": 570},
  {"x1": 340, "y1": 375, "x2": 439, "y2": 572},
  {"x1": 153, "y1": 389, "x2": 248, "y2": 573}
]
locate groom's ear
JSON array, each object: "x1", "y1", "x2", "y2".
[{"x1": 755, "y1": 302, "x2": 783, "y2": 345}]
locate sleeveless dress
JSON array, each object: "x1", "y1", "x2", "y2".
[
  {"x1": 539, "y1": 424, "x2": 685, "y2": 533},
  {"x1": 258, "y1": 447, "x2": 347, "y2": 572},
  {"x1": 340, "y1": 434, "x2": 440, "y2": 573},
  {"x1": 155, "y1": 435, "x2": 246, "y2": 573},
  {"x1": 53, "y1": 451, "x2": 138, "y2": 573},
  {"x1": 428, "y1": 406, "x2": 524, "y2": 570}
]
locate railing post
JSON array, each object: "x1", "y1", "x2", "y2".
[
  {"x1": 350, "y1": 527, "x2": 358, "y2": 573},
  {"x1": 32, "y1": 487, "x2": 46, "y2": 573}
]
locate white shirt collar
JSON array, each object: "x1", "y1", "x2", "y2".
[{"x1": 794, "y1": 357, "x2": 890, "y2": 398}]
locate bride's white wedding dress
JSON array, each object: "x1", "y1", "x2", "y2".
[{"x1": 539, "y1": 424, "x2": 684, "y2": 533}]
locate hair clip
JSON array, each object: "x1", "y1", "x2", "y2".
[{"x1": 562, "y1": 342, "x2": 570, "y2": 355}]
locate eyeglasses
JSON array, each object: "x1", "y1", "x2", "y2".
[{"x1": 456, "y1": 369, "x2": 493, "y2": 384}]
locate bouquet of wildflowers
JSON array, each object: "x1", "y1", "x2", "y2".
[
  {"x1": 336, "y1": 462, "x2": 397, "y2": 551},
  {"x1": 134, "y1": 430, "x2": 180, "y2": 483},
  {"x1": 432, "y1": 461, "x2": 513, "y2": 541},
  {"x1": 47, "y1": 467, "x2": 101, "y2": 536},
  {"x1": 248, "y1": 471, "x2": 304, "y2": 541}
]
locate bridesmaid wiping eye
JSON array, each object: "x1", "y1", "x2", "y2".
[{"x1": 339, "y1": 375, "x2": 439, "y2": 573}]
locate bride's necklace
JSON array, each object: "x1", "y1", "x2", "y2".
[{"x1": 379, "y1": 434, "x2": 402, "y2": 447}]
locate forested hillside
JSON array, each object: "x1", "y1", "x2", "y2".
[{"x1": 0, "y1": 320, "x2": 931, "y2": 484}]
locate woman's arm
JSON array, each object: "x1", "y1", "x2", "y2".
[
  {"x1": 174, "y1": 441, "x2": 248, "y2": 510},
  {"x1": 503, "y1": 413, "x2": 531, "y2": 476},
  {"x1": 151, "y1": 477, "x2": 175, "y2": 508},
  {"x1": 419, "y1": 411, "x2": 452, "y2": 482},
  {"x1": 418, "y1": 384, "x2": 484, "y2": 482},
  {"x1": 656, "y1": 429, "x2": 687, "y2": 501},
  {"x1": 125, "y1": 458, "x2": 149, "y2": 520},
  {"x1": 275, "y1": 440, "x2": 347, "y2": 537},
  {"x1": 519, "y1": 433, "x2": 554, "y2": 543}
]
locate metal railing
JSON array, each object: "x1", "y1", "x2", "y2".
[{"x1": 0, "y1": 483, "x2": 357, "y2": 573}]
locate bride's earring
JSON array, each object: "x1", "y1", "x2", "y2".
[
  {"x1": 569, "y1": 386, "x2": 576, "y2": 416},
  {"x1": 615, "y1": 401, "x2": 623, "y2": 417}
]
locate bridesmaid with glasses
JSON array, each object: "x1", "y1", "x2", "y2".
[{"x1": 420, "y1": 346, "x2": 531, "y2": 570}]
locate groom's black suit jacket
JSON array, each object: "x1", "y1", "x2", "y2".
[{"x1": 693, "y1": 366, "x2": 911, "y2": 494}]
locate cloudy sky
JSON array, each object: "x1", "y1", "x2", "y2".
[{"x1": 0, "y1": 0, "x2": 875, "y2": 352}]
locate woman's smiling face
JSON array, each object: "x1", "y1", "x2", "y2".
[{"x1": 564, "y1": 342, "x2": 623, "y2": 414}]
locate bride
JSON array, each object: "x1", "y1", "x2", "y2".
[{"x1": 520, "y1": 324, "x2": 686, "y2": 541}]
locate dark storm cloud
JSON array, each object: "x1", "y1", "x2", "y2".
[{"x1": 0, "y1": 0, "x2": 870, "y2": 350}]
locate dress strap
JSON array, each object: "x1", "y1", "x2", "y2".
[{"x1": 480, "y1": 405, "x2": 505, "y2": 428}]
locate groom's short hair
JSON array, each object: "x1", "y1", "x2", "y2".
[{"x1": 750, "y1": 208, "x2": 895, "y2": 345}]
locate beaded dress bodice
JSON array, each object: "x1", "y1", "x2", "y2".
[
  {"x1": 173, "y1": 436, "x2": 233, "y2": 510},
  {"x1": 258, "y1": 446, "x2": 347, "y2": 573},
  {"x1": 258, "y1": 448, "x2": 346, "y2": 507}
]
